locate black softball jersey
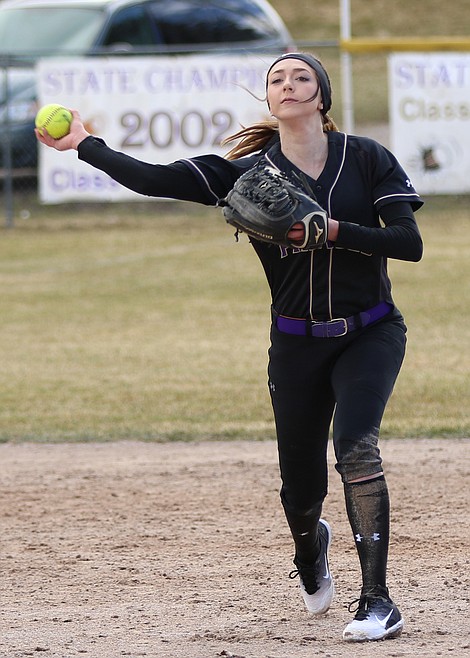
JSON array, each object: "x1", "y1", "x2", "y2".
[{"x1": 78, "y1": 131, "x2": 423, "y2": 321}]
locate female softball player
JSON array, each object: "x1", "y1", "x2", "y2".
[{"x1": 36, "y1": 52, "x2": 423, "y2": 642}]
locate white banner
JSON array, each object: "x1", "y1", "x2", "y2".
[
  {"x1": 389, "y1": 52, "x2": 470, "y2": 194},
  {"x1": 36, "y1": 55, "x2": 273, "y2": 203}
]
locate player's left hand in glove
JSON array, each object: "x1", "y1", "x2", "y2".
[{"x1": 219, "y1": 159, "x2": 328, "y2": 250}]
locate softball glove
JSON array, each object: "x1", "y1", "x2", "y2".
[{"x1": 220, "y1": 160, "x2": 328, "y2": 249}]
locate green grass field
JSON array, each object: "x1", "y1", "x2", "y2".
[
  {"x1": 0, "y1": 195, "x2": 468, "y2": 442},
  {"x1": 272, "y1": 0, "x2": 469, "y2": 41}
]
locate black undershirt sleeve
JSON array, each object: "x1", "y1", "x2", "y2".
[
  {"x1": 77, "y1": 136, "x2": 216, "y2": 204},
  {"x1": 335, "y1": 201, "x2": 423, "y2": 262}
]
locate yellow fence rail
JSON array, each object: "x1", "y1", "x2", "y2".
[{"x1": 340, "y1": 37, "x2": 470, "y2": 53}]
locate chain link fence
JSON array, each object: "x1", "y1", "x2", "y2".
[
  {"x1": 0, "y1": 56, "x2": 39, "y2": 227},
  {"x1": 0, "y1": 42, "x2": 340, "y2": 229}
]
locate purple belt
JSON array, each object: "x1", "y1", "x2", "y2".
[{"x1": 273, "y1": 302, "x2": 393, "y2": 338}]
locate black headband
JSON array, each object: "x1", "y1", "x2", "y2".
[{"x1": 266, "y1": 53, "x2": 332, "y2": 115}]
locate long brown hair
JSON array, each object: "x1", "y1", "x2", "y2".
[{"x1": 222, "y1": 114, "x2": 339, "y2": 161}]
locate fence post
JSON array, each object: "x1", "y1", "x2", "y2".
[
  {"x1": 339, "y1": 0, "x2": 355, "y2": 134},
  {"x1": 1, "y1": 60, "x2": 15, "y2": 228}
]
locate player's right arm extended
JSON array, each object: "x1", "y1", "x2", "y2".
[
  {"x1": 35, "y1": 109, "x2": 218, "y2": 204},
  {"x1": 77, "y1": 135, "x2": 212, "y2": 203}
]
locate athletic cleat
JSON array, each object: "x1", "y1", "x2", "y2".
[
  {"x1": 289, "y1": 518, "x2": 335, "y2": 614},
  {"x1": 342, "y1": 585, "x2": 404, "y2": 642}
]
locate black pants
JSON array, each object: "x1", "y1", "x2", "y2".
[{"x1": 267, "y1": 316, "x2": 407, "y2": 516}]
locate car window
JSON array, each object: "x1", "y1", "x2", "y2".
[
  {"x1": 147, "y1": 0, "x2": 282, "y2": 46},
  {"x1": 101, "y1": 5, "x2": 159, "y2": 48},
  {"x1": 228, "y1": 0, "x2": 285, "y2": 39},
  {"x1": 0, "y1": 8, "x2": 105, "y2": 55}
]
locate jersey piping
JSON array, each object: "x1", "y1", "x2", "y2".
[
  {"x1": 326, "y1": 133, "x2": 348, "y2": 320},
  {"x1": 180, "y1": 158, "x2": 220, "y2": 203},
  {"x1": 327, "y1": 133, "x2": 348, "y2": 217},
  {"x1": 309, "y1": 251, "x2": 315, "y2": 320},
  {"x1": 264, "y1": 153, "x2": 280, "y2": 171},
  {"x1": 375, "y1": 192, "x2": 420, "y2": 205}
]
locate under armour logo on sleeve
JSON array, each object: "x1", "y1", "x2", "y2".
[{"x1": 355, "y1": 533, "x2": 381, "y2": 543}]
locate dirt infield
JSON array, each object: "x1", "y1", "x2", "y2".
[{"x1": 1, "y1": 438, "x2": 468, "y2": 658}]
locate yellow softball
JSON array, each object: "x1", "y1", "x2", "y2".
[{"x1": 35, "y1": 103, "x2": 72, "y2": 139}]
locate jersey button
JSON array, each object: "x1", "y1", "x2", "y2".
[{"x1": 316, "y1": 185, "x2": 322, "y2": 191}]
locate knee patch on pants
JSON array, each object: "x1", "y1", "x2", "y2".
[
  {"x1": 335, "y1": 432, "x2": 383, "y2": 483},
  {"x1": 280, "y1": 487, "x2": 327, "y2": 517}
]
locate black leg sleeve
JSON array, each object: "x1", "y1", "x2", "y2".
[
  {"x1": 281, "y1": 491, "x2": 323, "y2": 564},
  {"x1": 344, "y1": 475, "x2": 390, "y2": 592}
]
